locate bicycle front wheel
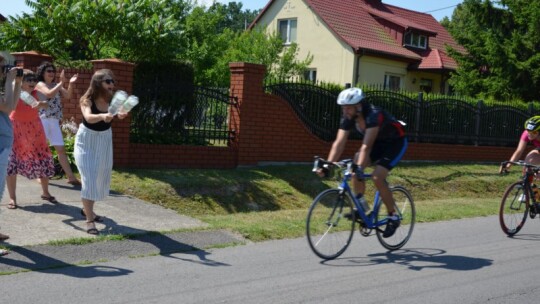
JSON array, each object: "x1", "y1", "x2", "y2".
[
  {"x1": 500, "y1": 182, "x2": 529, "y2": 236},
  {"x1": 376, "y1": 186, "x2": 415, "y2": 250},
  {"x1": 306, "y1": 189, "x2": 355, "y2": 260}
]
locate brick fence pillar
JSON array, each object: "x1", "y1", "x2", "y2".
[
  {"x1": 11, "y1": 51, "x2": 53, "y2": 70},
  {"x1": 91, "y1": 59, "x2": 135, "y2": 167},
  {"x1": 229, "y1": 62, "x2": 266, "y2": 166}
]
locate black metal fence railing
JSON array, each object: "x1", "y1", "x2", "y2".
[
  {"x1": 264, "y1": 81, "x2": 539, "y2": 147},
  {"x1": 130, "y1": 83, "x2": 236, "y2": 146},
  {"x1": 265, "y1": 81, "x2": 342, "y2": 141}
]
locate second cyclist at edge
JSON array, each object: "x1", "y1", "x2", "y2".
[{"x1": 316, "y1": 88, "x2": 408, "y2": 238}]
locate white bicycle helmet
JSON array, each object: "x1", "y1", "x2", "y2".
[{"x1": 337, "y1": 88, "x2": 365, "y2": 105}]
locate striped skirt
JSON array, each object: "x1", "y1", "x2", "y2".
[{"x1": 74, "y1": 124, "x2": 113, "y2": 201}]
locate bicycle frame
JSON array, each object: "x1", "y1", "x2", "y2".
[
  {"x1": 308, "y1": 157, "x2": 415, "y2": 258},
  {"x1": 322, "y1": 159, "x2": 392, "y2": 229},
  {"x1": 502, "y1": 160, "x2": 540, "y2": 204}
]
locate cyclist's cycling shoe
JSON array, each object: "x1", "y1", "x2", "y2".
[
  {"x1": 530, "y1": 203, "x2": 539, "y2": 219},
  {"x1": 383, "y1": 215, "x2": 400, "y2": 238}
]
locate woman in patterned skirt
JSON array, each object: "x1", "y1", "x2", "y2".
[
  {"x1": 6, "y1": 70, "x2": 56, "y2": 209},
  {"x1": 75, "y1": 69, "x2": 126, "y2": 235}
]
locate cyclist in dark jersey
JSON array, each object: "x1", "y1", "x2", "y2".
[{"x1": 316, "y1": 87, "x2": 408, "y2": 238}]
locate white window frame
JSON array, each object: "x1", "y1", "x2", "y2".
[
  {"x1": 278, "y1": 19, "x2": 297, "y2": 45},
  {"x1": 419, "y1": 78, "x2": 433, "y2": 93},
  {"x1": 404, "y1": 31, "x2": 427, "y2": 49},
  {"x1": 303, "y1": 68, "x2": 317, "y2": 82},
  {"x1": 384, "y1": 74, "x2": 402, "y2": 91}
]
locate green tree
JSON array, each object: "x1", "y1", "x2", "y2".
[
  {"x1": 0, "y1": 0, "x2": 190, "y2": 63},
  {"x1": 205, "y1": 28, "x2": 313, "y2": 87},
  {"x1": 207, "y1": 1, "x2": 260, "y2": 33},
  {"x1": 446, "y1": 0, "x2": 540, "y2": 101},
  {"x1": 182, "y1": 5, "x2": 236, "y2": 84}
]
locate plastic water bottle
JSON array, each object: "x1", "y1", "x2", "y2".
[
  {"x1": 109, "y1": 90, "x2": 128, "y2": 115},
  {"x1": 119, "y1": 95, "x2": 139, "y2": 114},
  {"x1": 357, "y1": 195, "x2": 370, "y2": 211},
  {"x1": 20, "y1": 91, "x2": 39, "y2": 107}
]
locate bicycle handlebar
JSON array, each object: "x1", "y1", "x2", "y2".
[
  {"x1": 500, "y1": 160, "x2": 540, "y2": 175},
  {"x1": 312, "y1": 156, "x2": 370, "y2": 178}
]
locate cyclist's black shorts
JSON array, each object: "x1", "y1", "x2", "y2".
[{"x1": 355, "y1": 137, "x2": 408, "y2": 171}]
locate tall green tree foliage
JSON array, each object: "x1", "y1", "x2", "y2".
[
  {"x1": 183, "y1": 4, "x2": 312, "y2": 86},
  {"x1": 210, "y1": 2, "x2": 260, "y2": 32},
  {"x1": 0, "y1": 0, "x2": 190, "y2": 63},
  {"x1": 446, "y1": 0, "x2": 540, "y2": 101},
  {"x1": 1, "y1": 0, "x2": 312, "y2": 87},
  {"x1": 205, "y1": 28, "x2": 313, "y2": 87}
]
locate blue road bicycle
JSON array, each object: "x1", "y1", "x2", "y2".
[{"x1": 306, "y1": 157, "x2": 415, "y2": 260}]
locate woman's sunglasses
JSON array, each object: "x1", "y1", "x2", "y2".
[
  {"x1": 103, "y1": 79, "x2": 115, "y2": 84},
  {"x1": 24, "y1": 77, "x2": 38, "y2": 83},
  {"x1": 45, "y1": 69, "x2": 56, "y2": 73}
]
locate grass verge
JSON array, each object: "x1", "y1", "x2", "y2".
[{"x1": 110, "y1": 162, "x2": 518, "y2": 242}]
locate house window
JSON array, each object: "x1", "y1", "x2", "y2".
[
  {"x1": 279, "y1": 19, "x2": 297, "y2": 44},
  {"x1": 303, "y1": 69, "x2": 317, "y2": 82},
  {"x1": 404, "y1": 32, "x2": 427, "y2": 49},
  {"x1": 384, "y1": 74, "x2": 402, "y2": 91},
  {"x1": 419, "y1": 78, "x2": 433, "y2": 93}
]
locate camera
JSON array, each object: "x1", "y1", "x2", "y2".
[
  {"x1": 1, "y1": 64, "x2": 14, "y2": 74},
  {"x1": 1, "y1": 65, "x2": 21, "y2": 77}
]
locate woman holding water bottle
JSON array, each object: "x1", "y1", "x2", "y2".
[{"x1": 74, "y1": 69, "x2": 128, "y2": 235}]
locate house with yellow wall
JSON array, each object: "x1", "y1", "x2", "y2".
[{"x1": 250, "y1": 0, "x2": 466, "y2": 94}]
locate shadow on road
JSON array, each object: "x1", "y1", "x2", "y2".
[
  {"x1": 506, "y1": 234, "x2": 540, "y2": 241},
  {"x1": 0, "y1": 246, "x2": 133, "y2": 278},
  {"x1": 0, "y1": 217, "x2": 229, "y2": 276},
  {"x1": 322, "y1": 248, "x2": 493, "y2": 271}
]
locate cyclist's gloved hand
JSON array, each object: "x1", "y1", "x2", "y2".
[
  {"x1": 499, "y1": 163, "x2": 509, "y2": 175},
  {"x1": 315, "y1": 164, "x2": 330, "y2": 178},
  {"x1": 354, "y1": 165, "x2": 365, "y2": 181},
  {"x1": 320, "y1": 165, "x2": 330, "y2": 177}
]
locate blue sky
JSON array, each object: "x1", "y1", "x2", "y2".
[{"x1": 2, "y1": 0, "x2": 462, "y2": 21}]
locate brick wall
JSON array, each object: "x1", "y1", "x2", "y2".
[{"x1": 12, "y1": 52, "x2": 518, "y2": 168}]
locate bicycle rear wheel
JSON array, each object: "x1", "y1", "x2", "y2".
[
  {"x1": 376, "y1": 186, "x2": 415, "y2": 250},
  {"x1": 500, "y1": 182, "x2": 529, "y2": 236},
  {"x1": 306, "y1": 189, "x2": 355, "y2": 260}
]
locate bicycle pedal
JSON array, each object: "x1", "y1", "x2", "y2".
[{"x1": 359, "y1": 226, "x2": 371, "y2": 236}]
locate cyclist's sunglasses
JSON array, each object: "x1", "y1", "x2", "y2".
[{"x1": 527, "y1": 130, "x2": 539, "y2": 136}]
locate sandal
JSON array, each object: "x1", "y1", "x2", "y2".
[
  {"x1": 0, "y1": 233, "x2": 9, "y2": 241},
  {"x1": 86, "y1": 221, "x2": 99, "y2": 235},
  {"x1": 80, "y1": 208, "x2": 104, "y2": 222},
  {"x1": 7, "y1": 201, "x2": 17, "y2": 209},
  {"x1": 41, "y1": 195, "x2": 59, "y2": 204}
]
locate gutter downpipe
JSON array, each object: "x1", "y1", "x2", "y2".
[{"x1": 354, "y1": 48, "x2": 365, "y2": 86}]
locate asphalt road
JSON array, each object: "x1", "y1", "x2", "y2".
[{"x1": 2, "y1": 215, "x2": 540, "y2": 304}]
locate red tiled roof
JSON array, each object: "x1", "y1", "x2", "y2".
[
  {"x1": 251, "y1": 0, "x2": 465, "y2": 70},
  {"x1": 363, "y1": 5, "x2": 436, "y2": 35},
  {"x1": 303, "y1": 0, "x2": 421, "y2": 60},
  {"x1": 417, "y1": 49, "x2": 458, "y2": 70}
]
